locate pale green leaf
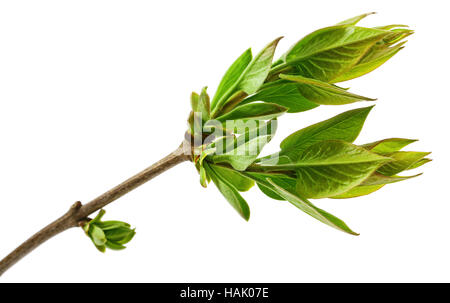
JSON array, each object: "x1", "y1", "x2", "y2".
[
  {"x1": 406, "y1": 158, "x2": 432, "y2": 170},
  {"x1": 246, "y1": 172, "x2": 297, "y2": 201},
  {"x1": 280, "y1": 106, "x2": 373, "y2": 160},
  {"x1": 204, "y1": 163, "x2": 250, "y2": 220},
  {"x1": 199, "y1": 165, "x2": 208, "y2": 188},
  {"x1": 105, "y1": 241, "x2": 126, "y2": 250},
  {"x1": 242, "y1": 82, "x2": 319, "y2": 113},
  {"x1": 266, "y1": 179, "x2": 358, "y2": 235},
  {"x1": 89, "y1": 225, "x2": 107, "y2": 246},
  {"x1": 330, "y1": 171, "x2": 421, "y2": 199},
  {"x1": 97, "y1": 221, "x2": 131, "y2": 231},
  {"x1": 292, "y1": 141, "x2": 389, "y2": 198},
  {"x1": 238, "y1": 37, "x2": 283, "y2": 94},
  {"x1": 361, "y1": 172, "x2": 421, "y2": 186},
  {"x1": 212, "y1": 37, "x2": 282, "y2": 116},
  {"x1": 197, "y1": 87, "x2": 211, "y2": 121},
  {"x1": 333, "y1": 27, "x2": 413, "y2": 82},
  {"x1": 362, "y1": 138, "x2": 417, "y2": 153},
  {"x1": 278, "y1": 25, "x2": 389, "y2": 82},
  {"x1": 211, "y1": 134, "x2": 273, "y2": 171},
  {"x1": 377, "y1": 151, "x2": 431, "y2": 176},
  {"x1": 211, "y1": 48, "x2": 252, "y2": 110},
  {"x1": 280, "y1": 74, "x2": 375, "y2": 105},
  {"x1": 330, "y1": 184, "x2": 385, "y2": 199},
  {"x1": 209, "y1": 164, "x2": 254, "y2": 192},
  {"x1": 216, "y1": 102, "x2": 287, "y2": 122}
]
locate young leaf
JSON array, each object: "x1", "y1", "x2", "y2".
[
  {"x1": 192, "y1": 87, "x2": 210, "y2": 121},
  {"x1": 244, "y1": 171, "x2": 297, "y2": 201},
  {"x1": 211, "y1": 49, "x2": 252, "y2": 110},
  {"x1": 204, "y1": 163, "x2": 250, "y2": 220},
  {"x1": 277, "y1": 25, "x2": 389, "y2": 82},
  {"x1": 216, "y1": 102, "x2": 287, "y2": 122},
  {"x1": 266, "y1": 179, "x2": 358, "y2": 235},
  {"x1": 97, "y1": 221, "x2": 131, "y2": 230},
  {"x1": 212, "y1": 37, "x2": 282, "y2": 116},
  {"x1": 211, "y1": 134, "x2": 273, "y2": 171},
  {"x1": 241, "y1": 82, "x2": 319, "y2": 113},
  {"x1": 377, "y1": 151, "x2": 430, "y2": 176},
  {"x1": 406, "y1": 158, "x2": 432, "y2": 170},
  {"x1": 332, "y1": 27, "x2": 413, "y2": 82},
  {"x1": 237, "y1": 37, "x2": 283, "y2": 94},
  {"x1": 105, "y1": 241, "x2": 126, "y2": 250},
  {"x1": 362, "y1": 138, "x2": 417, "y2": 153},
  {"x1": 199, "y1": 165, "x2": 208, "y2": 188},
  {"x1": 280, "y1": 74, "x2": 375, "y2": 105},
  {"x1": 292, "y1": 141, "x2": 390, "y2": 198},
  {"x1": 209, "y1": 164, "x2": 254, "y2": 192},
  {"x1": 330, "y1": 184, "x2": 385, "y2": 199},
  {"x1": 330, "y1": 172, "x2": 421, "y2": 199},
  {"x1": 362, "y1": 172, "x2": 421, "y2": 186},
  {"x1": 89, "y1": 225, "x2": 107, "y2": 246},
  {"x1": 280, "y1": 106, "x2": 373, "y2": 160}
]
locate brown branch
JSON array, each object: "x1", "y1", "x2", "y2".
[{"x1": 0, "y1": 142, "x2": 191, "y2": 276}]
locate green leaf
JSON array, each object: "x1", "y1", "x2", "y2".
[
  {"x1": 332, "y1": 44, "x2": 404, "y2": 82},
  {"x1": 280, "y1": 106, "x2": 373, "y2": 160},
  {"x1": 199, "y1": 165, "x2": 208, "y2": 188},
  {"x1": 105, "y1": 241, "x2": 126, "y2": 250},
  {"x1": 361, "y1": 138, "x2": 417, "y2": 153},
  {"x1": 291, "y1": 141, "x2": 390, "y2": 198},
  {"x1": 211, "y1": 134, "x2": 273, "y2": 171},
  {"x1": 191, "y1": 87, "x2": 210, "y2": 121},
  {"x1": 333, "y1": 27, "x2": 413, "y2": 82},
  {"x1": 361, "y1": 172, "x2": 420, "y2": 186},
  {"x1": 330, "y1": 171, "x2": 421, "y2": 199},
  {"x1": 245, "y1": 171, "x2": 297, "y2": 201},
  {"x1": 237, "y1": 37, "x2": 283, "y2": 94},
  {"x1": 94, "y1": 244, "x2": 106, "y2": 253},
  {"x1": 116, "y1": 229, "x2": 136, "y2": 245},
  {"x1": 225, "y1": 117, "x2": 278, "y2": 136},
  {"x1": 280, "y1": 74, "x2": 375, "y2": 105},
  {"x1": 336, "y1": 12, "x2": 376, "y2": 26},
  {"x1": 278, "y1": 25, "x2": 389, "y2": 82},
  {"x1": 241, "y1": 82, "x2": 319, "y2": 113},
  {"x1": 104, "y1": 227, "x2": 135, "y2": 243},
  {"x1": 211, "y1": 48, "x2": 252, "y2": 110},
  {"x1": 330, "y1": 184, "x2": 385, "y2": 199},
  {"x1": 89, "y1": 225, "x2": 107, "y2": 246},
  {"x1": 210, "y1": 119, "x2": 277, "y2": 171},
  {"x1": 406, "y1": 158, "x2": 432, "y2": 170},
  {"x1": 266, "y1": 179, "x2": 358, "y2": 235},
  {"x1": 212, "y1": 37, "x2": 282, "y2": 116},
  {"x1": 377, "y1": 151, "x2": 430, "y2": 176},
  {"x1": 209, "y1": 164, "x2": 254, "y2": 192},
  {"x1": 204, "y1": 162, "x2": 250, "y2": 220},
  {"x1": 97, "y1": 221, "x2": 131, "y2": 231},
  {"x1": 216, "y1": 102, "x2": 287, "y2": 122}
]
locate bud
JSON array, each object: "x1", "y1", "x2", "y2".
[{"x1": 82, "y1": 210, "x2": 136, "y2": 253}]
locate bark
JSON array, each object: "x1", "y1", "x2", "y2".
[{"x1": 0, "y1": 142, "x2": 191, "y2": 276}]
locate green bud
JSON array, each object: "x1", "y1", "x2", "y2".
[{"x1": 83, "y1": 209, "x2": 136, "y2": 253}]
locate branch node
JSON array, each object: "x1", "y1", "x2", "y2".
[{"x1": 69, "y1": 201, "x2": 82, "y2": 213}]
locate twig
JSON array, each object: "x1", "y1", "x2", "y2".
[{"x1": 0, "y1": 142, "x2": 191, "y2": 276}]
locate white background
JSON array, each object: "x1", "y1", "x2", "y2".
[{"x1": 0, "y1": 1, "x2": 448, "y2": 282}]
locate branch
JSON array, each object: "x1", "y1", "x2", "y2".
[{"x1": 0, "y1": 142, "x2": 191, "y2": 276}]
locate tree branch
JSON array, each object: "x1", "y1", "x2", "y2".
[{"x1": 0, "y1": 142, "x2": 191, "y2": 276}]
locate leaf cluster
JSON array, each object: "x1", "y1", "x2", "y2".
[
  {"x1": 186, "y1": 13, "x2": 429, "y2": 234},
  {"x1": 83, "y1": 210, "x2": 136, "y2": 252}
]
